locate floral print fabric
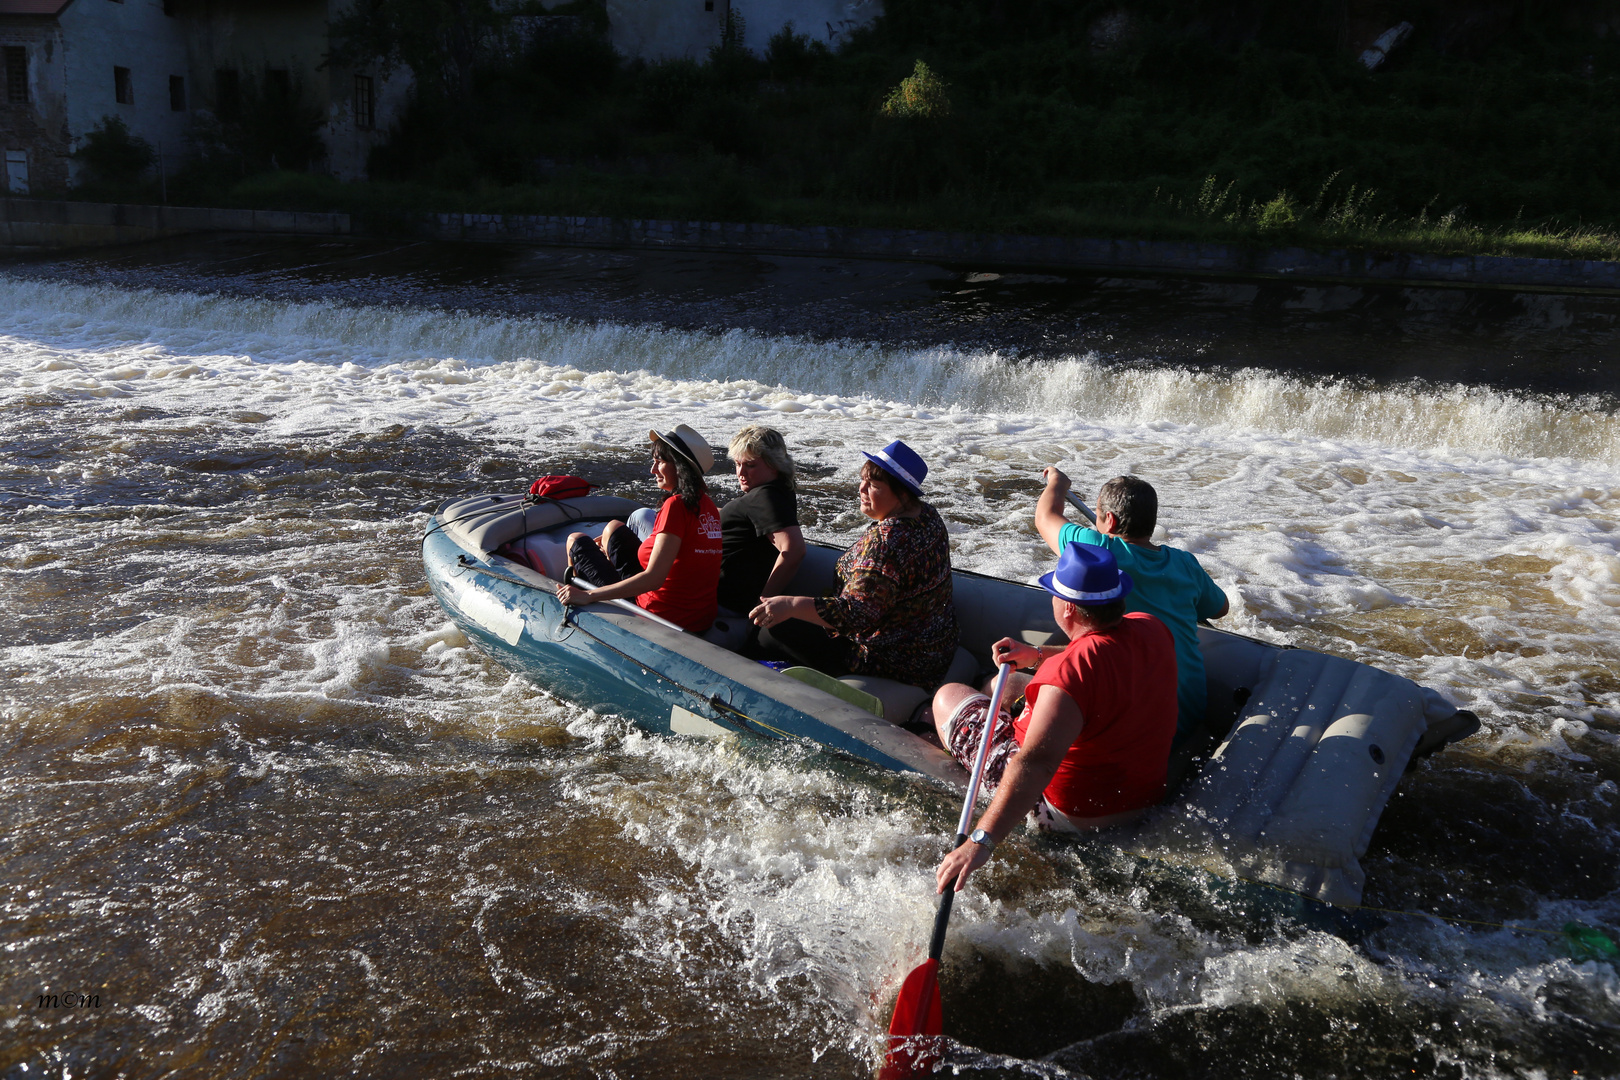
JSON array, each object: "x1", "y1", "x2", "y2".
[{"x1": 815, "y1": 502, "x2": 958, "y2": 688}]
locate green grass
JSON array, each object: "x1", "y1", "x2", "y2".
[{"x1": 148, "y1": 169, "x2": 1620, "y2": 264}]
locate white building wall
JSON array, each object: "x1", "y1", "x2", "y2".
[
  {"x1": 608, "y1": 0, "x2": 879, "y2": 62},
  {"x1": 607, "y1": 0, "x2": 726, "y2": 64},
  {"x1": 58, "y1": 0, "x2": 192, "y2": 183},
  {"x1": 323, "y1": 0, "x2": 410, "y2": 184},
  {"x1": 322, "y1": 65, "x2": 410, "y2": 182},
  {"x1": 731, "y1": 0, "x2": 880, "y2": 51}
]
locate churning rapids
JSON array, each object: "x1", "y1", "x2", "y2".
[{"x1": 2, "y1": 239, "x2": 1618, "y2": 1079}]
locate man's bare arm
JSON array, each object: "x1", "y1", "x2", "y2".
[
  {"x1": 935, "y1": 686, "x2": 1083, "y2": 892},
  {"x1": 1035, "y1": 466, "x2": 1074, "y2": 554}
]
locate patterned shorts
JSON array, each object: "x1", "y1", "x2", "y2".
[
  {"x1": 942, "y1": 693, "x2": 1021, "y2": 788},
  {"x1": 942, "y1": 694, "x2": 1082, "y2": 834}
]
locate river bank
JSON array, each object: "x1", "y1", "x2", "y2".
[
  {"x1": 7, "y1": 195, "x2": 1620, "y2": 296},
  {"x1": 417, "y1": 210, "x2": 1620, "y2": 295}
]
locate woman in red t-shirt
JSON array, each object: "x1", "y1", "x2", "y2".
[{"x1": 555, "y1": 424, "x2": 723, "y2": 632}]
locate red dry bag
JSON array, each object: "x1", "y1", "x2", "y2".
[{"x1": 527, "y1": 475, "x2": 598, "y2": 500}]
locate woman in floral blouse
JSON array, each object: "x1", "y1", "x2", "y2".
[{"x1": 749, "y1": 439, "x2": 959, "y2": 690}]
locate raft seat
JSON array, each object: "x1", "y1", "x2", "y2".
[{"x1": 839, "y1": 647, "x2": 978, "y2": 726}]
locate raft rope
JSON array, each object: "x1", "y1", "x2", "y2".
[
  {"x1": 419, "y1": 493, "x2": 587, "y2": 546},
  {"x1": 447, "y1": 554, "x2": 766, "y2": 732}
]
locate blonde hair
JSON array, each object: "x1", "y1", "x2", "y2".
[{"x1": 728, "y1": 425, "x2": 796, "y2": 493}]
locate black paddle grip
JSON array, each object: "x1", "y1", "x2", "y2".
[{"x1": 927, "y1": 831, "x2": 969, "y2": 961}]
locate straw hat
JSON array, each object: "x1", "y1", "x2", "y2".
[{"x1": 650, "y1": 424, "x2": 714, "y2": 473}]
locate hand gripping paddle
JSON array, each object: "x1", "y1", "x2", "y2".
[{"x1": 880, "y1": 662, "x2": 1015, "y2": 1080}]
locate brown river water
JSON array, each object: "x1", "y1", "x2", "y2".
[{"x1": 2, "y1": 236, "x2": 1618, "y2": 1079}]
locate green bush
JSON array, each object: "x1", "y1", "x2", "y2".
[
  {"x1": 1254, "y1": 192, "x2": 1299, "y2": 234},
  {"x1": 73, "y1": 116, "x2": 155, "y2": 184},
  {"x1": 880, "y1": 59, "x2": 951, "y2": 120},
  {"x1": 765, "y1": 23, "x2": 831, "y2": 82}
]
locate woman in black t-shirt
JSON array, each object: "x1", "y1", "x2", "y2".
[{"x1": 718, "y1": 425, "x2": 805, "y2": 614}]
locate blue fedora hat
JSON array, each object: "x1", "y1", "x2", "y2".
[
  {"x1": 860, "y1": 439, "x2": 928, "y2": 498},
  {"x1": 1040, "y1": 542, "x2": 1134, "y2": 606}
]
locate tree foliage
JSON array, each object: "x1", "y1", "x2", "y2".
[
  {"x1": 328, "y1": 0, "x2": 1620, "y2": 235},
  {"x1": 880, "y1": 60, "x2": 951, "y2": 121},
  {"x1": 73, "y1": 116, "x2": 155, "y2": 183},
  {"x1": 329, "y1": 0, "x2": 503, "y2": 104}
]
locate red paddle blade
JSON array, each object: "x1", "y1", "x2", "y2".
[{"x1": 879, "y1": 958, "x2": 943, "y2": 1080}]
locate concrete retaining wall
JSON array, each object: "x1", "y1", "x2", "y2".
[
  {"x1": 8, "y1": 197, "x2": 1612, "y2": 293},
  {"x1": 1, "y1": 198, "x2": 350, "y2": 250},
  {"x1": 421, "y1": 212, "x2": 1620, "y2": 293}
]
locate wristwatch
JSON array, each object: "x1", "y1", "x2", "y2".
[{"x1": 969, "y1": 829, "x2": 996, "y2": 851}]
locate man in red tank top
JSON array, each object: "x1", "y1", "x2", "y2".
[{"x1": 931, "y1": 542, "x2": 1178, "y2": 893}]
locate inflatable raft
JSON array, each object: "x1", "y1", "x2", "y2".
[{"x1": 422, "y1": 493, "x2": 1480, "y2": 908}]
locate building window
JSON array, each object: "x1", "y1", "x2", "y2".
[
  {"x1": 266, "y1": 68, "x2": 290, "y2": 98},
  {"x1": 114, "y1": 66, "x2": 133, "y2": 105},
  {"x1": 5, "y1": 149, "x2": 27, "y2": 195},
  {"x1": 163, "y1": 0, "x2": 178, "y2": 14},
  {"x1": 704, "y1": 1, "x2": 714, "y2": 9},
  {"x1": 4, "y1": 46, "x2": 26, "y2": 105},
  {"x1": 353, "y1": 74, "x2": 374, "y2": 129},
  {"x1": 169, "y1": 74, "x2": 185, "y2": 111},
  {"x1": 216, "y1": 68, "x2": 239, "y2": 121}
]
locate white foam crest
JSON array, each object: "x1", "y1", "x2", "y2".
[
  {"x1": 545, "y1": 716, "x2": 1019, "y2": 1055},
  {"x1": 2, "y1": 275, "x2": 1617, "y2": 465}
]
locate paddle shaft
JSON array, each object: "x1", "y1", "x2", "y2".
[
  {"x1": 569, "y1": 577, "x2": 686, "y2": 633},
  {"x1": 1064, "y1": 488, "x2": 1099, "y2": 528},
  {"x1": 925, "y1": 662, "x2": 1014, "y2": 960}
]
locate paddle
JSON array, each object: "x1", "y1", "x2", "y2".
[
  {"x1": 568, "y1": 577, "x2": 686, "y2": 633},
  {"x1": 1064, "y1": 488, "x2": 1099, "y2": 527},
  {"x1": 880, "y1": 661, "x2": 1015, "y2": 1080}
]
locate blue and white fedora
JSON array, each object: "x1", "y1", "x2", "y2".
[
  {"x1": 861, "y1": 439, "x2": 928, "y2": 498},
  {"x1": 1040, "y1": 542, "x2": 1134, "y2": 606}
]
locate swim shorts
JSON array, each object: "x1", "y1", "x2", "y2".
[{"x1": 941, "y1": 693, "x2": 1085, "y2": 835}]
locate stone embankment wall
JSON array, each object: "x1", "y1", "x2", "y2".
[
  {"x1": 0, "y1": 198, "x2": 349, "y2": 250},
  {"x1": 5, "y1": 197, "x2": 1616, "y2": 294},
  {"x1": 420, "y1": 212, "x2": 1620, "y2": 294}
]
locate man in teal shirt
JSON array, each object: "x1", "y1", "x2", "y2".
[{"x1": 1035, "y1": 468, "x2": 1228, "y2": 745}]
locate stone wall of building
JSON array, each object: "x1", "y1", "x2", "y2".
[
  {"x1": 179, "y1": 0, "x2": 409, "y2": 181},
  {"x1": 1, "y1": 21, "x2": 71, "y2": 192}
]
